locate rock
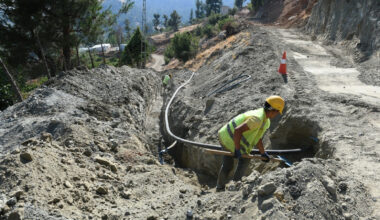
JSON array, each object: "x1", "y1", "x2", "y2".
[
  {"x1": 197, "y1": 200, "x2": 202, "y2": 206},
  {"x1": 21, "y1": 138, "x2": 38, "y2": 146},
  {"x1": 11, "y1": 149, "x2": 20, "y2": 154},
  {"x1": 6, "y1": 198, "x2": 17, "y2": 206},
  {"x1": 83, "y1": 148, "x2": 92, "y2": 157},
  {"x1": 180, "y1": 188, "x2": 187, "y2": 194},
  {"x1": 258, "y1": 182, "x2": 276, "y2": 196},
  {"x1": 260, "y1": 198, "x2": 275, "y2": 212},
  {"x1": 245, "y1": 171, "x2": 259, "y2": 183},
  {"x1": 64, "y1": 139, "x2": 74, "y2": 147},
  {"x1": 19, "y1": 152, "x2": 33, "y2": 163},
  {"x1": 147, "y1": 216, "x2": 158, "y2": 220},
  {"x1": 242, "y1": 185, "x2": 251, "y2": 198},
  {"x1": 10, "y1": 189, "x2": 24, "y2": 200},
  {"x1": 343, "y1": 213, "x2": 353, "y2": 220},
  {"x1": 338, "y1": 182, "x2": 348, "y2": 193},
  {"x1": 109, "y1": 140, "x2": 119, "y2": 152},
  {"x1": 120, "y1": 191, "x2": 131, "y2": 199},
  {"x1": 64, "y1": 181, "x2": 73, "y2": 188},
  {"x1": 7, "y1": 209, "x2": 23, "y2": 220},
  {"x1": 41, "y1": 132, "x2": 53, "y2": 143},
  {"x1": 96, "y1": 186, "x2": 108, "y2": 195},
  {"x1": 48, "y1": 198, "x2": 60, "y2": 204},
  {"x1": 322, "y1": 176, "x2": 336, "y2": 196},
  {"x1": 218, "y1": 30, "x2": 227, "y2": 40},
  {"x1": 240, "y1": 207, "x2": 246, "y2": 213},
  {"x1": 341, "y1": 202, "x2": 348, "y2": 210},
  {"x1": 94, "y1": 156, "x2": 117, "y2": 173}
]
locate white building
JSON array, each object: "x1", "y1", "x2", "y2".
[{"x1": 90, "y1": 44, "x2": 111, "y2": 52}]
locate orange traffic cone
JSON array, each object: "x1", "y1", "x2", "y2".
[{"x1": 278, "y1": 52, "x2": 287, "y2": 75}]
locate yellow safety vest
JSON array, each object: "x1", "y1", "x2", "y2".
[
  {"x1": 163, "y1": 75, "x2": 170, "y2": 85},
  {"x1": 218, "y1": 108, "x2": 270, "y2": 154}
]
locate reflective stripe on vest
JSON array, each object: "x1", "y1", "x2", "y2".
[
  {"x1": 218, "y1": 108, "x2": 270, "y2": 154},
  {"x1": 226, "y1": 120, "x2": 250, "y2": 151}
]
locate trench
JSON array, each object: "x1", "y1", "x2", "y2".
[{"x1": 155, "y1": 72, "x2": 332, "y2": 186}]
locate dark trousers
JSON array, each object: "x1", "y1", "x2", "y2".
[{"x1": 216, "y1": 155, "x2": 250, "y2": 189}]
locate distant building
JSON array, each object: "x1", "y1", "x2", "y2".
[
  {"x1": 221, "y1": 6, "x2": 230, "y2": 15},
  {"x1": 90, "y1": 44, "x2": 111, "y2": 53}
]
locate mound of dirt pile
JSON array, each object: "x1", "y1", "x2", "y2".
[{"x1": 0, "y1": 66, "x2": 203, "y2": 219}]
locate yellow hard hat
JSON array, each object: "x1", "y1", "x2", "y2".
[{"x1": 266, "y1": 95, "x2": 285, "y2": 114}]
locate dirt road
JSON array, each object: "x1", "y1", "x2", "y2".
[
  {"x1": 147, "y1": 54, "x2": 165, "y2": 72},
  {"x1": 270, "y1": 27, "x2": 380, "y2": 217}
]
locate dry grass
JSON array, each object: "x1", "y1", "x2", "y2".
[{"x1": 184, "y1": 32, "x2": 251, "y2": 71}]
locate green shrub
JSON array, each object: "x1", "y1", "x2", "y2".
[
  {"x1": 207, "y1": 13, "x2": 228, "y2": 26},
  {"x1": 164, "y1": 44, "x2": 175, "y2": 59},
  {"x1": 0, "y1": 80, "x2": 13, "y2": 110},
  {"x1": 164, "y1": 56, "x2": 171, "y2": 65},
  {"x1": 229, "y1": 7, "x2": 238, "y2": 16},
  {"x1": 195, "y1": 25, "x2": 203, "y2": 36},
  {"x1": 222, "y1": 20, "x2": 239, "y2": 36},
  {"x1": 202, "y1": 24, "x2": 217, "y2": 38},
  {"x1": 217, "y1": 17, "x2": 234, "y2": 30},
  {"x1": 164, "y1": 32, "x2": 199, "y2": 62}
]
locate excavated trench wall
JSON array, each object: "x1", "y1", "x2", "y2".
[
  {"x1": 305, "y1": 0, "x2": 380, "y2": 61},
  {"x1": 164, "y1": 102, "x2": 326, "y2": 182}
]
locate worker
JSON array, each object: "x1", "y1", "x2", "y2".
[
  {"x1": 162, "y1": 74, "x2": 172, "y2": 87},
  {"x1": 216, "y1": 95, "x2": 285, "y2": 191}
]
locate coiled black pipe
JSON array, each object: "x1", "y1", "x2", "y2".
[{"x1": 164, "y1": 72, "x2": 302, "y2": 155}]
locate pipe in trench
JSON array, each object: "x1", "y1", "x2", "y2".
[{"x1": 164, "y1": 72, "x2": 302, "y2": 155}]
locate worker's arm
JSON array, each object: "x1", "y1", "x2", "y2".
[
  {"x1": 256, "y1": 139, "x2": 265, "y2": 154},
  {"x1": 233, "y1": 123, "x2": 250, "y2": 151}
]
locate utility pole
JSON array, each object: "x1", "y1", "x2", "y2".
[{"x1": 141, "y1": 0, "x2": 147, "y2": 68}]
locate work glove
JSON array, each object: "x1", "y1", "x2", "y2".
[
  {"x1": 234, "y1": 149, "x2": 242, "y2": 159},
  {"x1": 261, "y1": 152, "x2": 270, "y2": 163}
]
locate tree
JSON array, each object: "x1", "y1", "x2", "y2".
[
  {"x1": 0, "y1": 0, "x2": 115, "y2": 70},
  {"x1": 79, "y1": 1, "x2": 116, "y2": 68},
  {"x1": 251, "y1": 0, "x2": 264, "y2": 11},
  {"x1": 163, "y1": 15, "x2": 169, "y2": 28},
  {"x1": 0, "y1": 58, "x2": 23, "y2": 103},
  {"x1": 124, "y1": 19, "x2": 131, "y2": 39},
  {"x1": 234, "y1": 0, "x2": 245, "y2": 9},
  {"x1": 153, "y1": 13, "x2": 161, "y2": 31},
  {"x1": 115, "y1": 25, "x2": 124, "y2": 63},
  {"x1": 190, "y1": 9, "x2": 194, "y2": 24},
  {"x1": 119, "y1": 27, "x2": 150, "y2": 68},
  {"x1": 205, "y1": 0, "x2": 223, "y2": 16},
  {"x1": 164, "y1": 32, "x2": 198, "y2": 62},
  {"x1": 195, "y1": 0, "x2": 206, "y2": 19},
  {"x1": 168, "y1": 10, "x2": 181, "y2": 31}
]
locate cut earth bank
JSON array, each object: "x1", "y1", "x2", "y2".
[{"x1": 0, "y1": 26, "x2": 379, "y2": 220}]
